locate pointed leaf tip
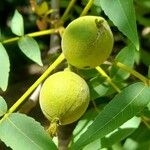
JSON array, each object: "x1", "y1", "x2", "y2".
[
  {"x1": 11, "y1": 10, "x2": 24, "y2": 36},
  {"x1": 18, "y1": 36, "x2": 43, "y2": 66}
]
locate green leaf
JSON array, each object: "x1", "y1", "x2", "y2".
[
  {"x1": 100, "y1": 0, "x2": 139, "y2": 50},
  {"x1": 83, "y1": 117, "x2": 141, "y2": 149},
  {"x1": 123, "y1": 124, "x2": 150, "y2": 150},
  {"x1": 71, "y1": 82, "x2": 150, "y2": 149},
  {"x1": 0, "y1": 113, "x2": 57, "y2": 150},
  {"x1": 72, "y1": 105, "x2": 103, "y2": 150},
  {"x1": 100, "y1": 117, "x2": 141, "y2": 148},
  {"x1": 124, "y1": 132, "x2": 150, "y2": 150},
  {"x1": 137, "y1": 15, "x2": 150, "y2": 26},
  {"x1": 88, "y1": 76, "x2": 110, "y2": 100},
  {"x1": 69, "y1": 66, "x2": 98, "y2": 80},
  {"x1": 123, "y1": 138, "x2": 138, "y2": 150},
  {"x1": 135, "y1": 0, "x2": 150, "y2": 9},
  {"x1": 111, "y1": 44, "x2": 136, "y2": 81},
  {"x1": 83, "y1": 139, "x2": 100, "y2": 150},
  {"x1": 72, "y1": 106, "x2": 103, "y2": 150},
  {"x1": 11, "y1": 10, "x2": 24, "y2": 36},
  {"x1": 73, "y1": 107, "x2": 100, "y2": 143},
  {"x1": 148, "y1": 102, "x2": 150, "y2": 111},
  {"x1": 125, "y1": 123, "x2": 150, "y2": 150},
  {"x1": 94, "y1": 0, "x2": 101, "y2": 7},
  {"x1": 0, "y1": 96, "x2": 7, "y2": 117},
  {"x1": 0, "y1": 43, "x2": 10, "y2": 91},
  {"x1": 141, "y1": 49, "x2": 150, "y2": 67},
  {"x1": 88, "y1": 76, "x2": 127, "y2": 100},
  {"x1": 73, "y1": 107, "x2": 140, "y2": 149},
  {"x1": 18, "y1": 36, "x2": 43, "y2": 66},
  {"x1": 140, "y1": 106, "x2": 150, "y2": 119},
  {"x1": 129, "y1": 124, "x2": 150, "y2": 143}
]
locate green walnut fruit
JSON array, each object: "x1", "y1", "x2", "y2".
[
  {"x1": 61, "y1": 16, "x2": 114, "y2": 69},
  {"x1": 39, "y1": 71, "x2": 90, "y2": 127}
]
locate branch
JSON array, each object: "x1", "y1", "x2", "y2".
[
  {"x1": 19, "y1": 84, "x2": 41, "y2": 114},
  {"x1": 49, "y1": 0, "x2": 61, "y2": 54}
]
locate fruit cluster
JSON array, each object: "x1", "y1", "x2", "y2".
[{"x1": 39, "y1": 16, "x2": 114, "y2": 136}]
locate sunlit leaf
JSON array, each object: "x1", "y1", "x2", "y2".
[
  {"x1": 88, "y1": 76, "x2": 127, "y2": 100},
  {"x1": 123, "y1": 138, "x2": 139, "y2": 150},
  {"x1": 73, "y1": 107, "x2": 100, "y2": 143},
  {"x1": 0, "y1": 43, "x2": 10, "y2": 91},
  {"x1": 71, "y1": 82, "x2": 150, "y2": 149},
  {"x1": 83, "y1": 139, "x2": 100, "y2": 150},
  {"x1": 0, "y1": 96, "x2": 7, "y2": 117},
  {"x1": 111, "y1": 44, "x2": 136, "y2": 81},
  {"x1": 18, "y1": 36, "x2": 43, "y2": 66},
  {"x1": 124, "y1": 129, "x2": 150, "y2": 150},
  {"x1": 73, "y1": 108, "x2": 141, "y2": 149},
  {"x1": 100, "y1": 117, "x2": 141, "y2": 148},
  {"x1": 0, "y1": 113, "x2": 57, "y2": 150},
  {"x1": 11, "y1": 10, "x2": 24, "y2": 36}
]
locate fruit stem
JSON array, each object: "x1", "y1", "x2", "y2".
[
  {"x1": 61, "y1": 0, "x2": 77, "y2": 23},
  {"x1": 114, "y1": 61, "x2": 150, "y2": 86},
  {"x1": 80, "y1": 0, "x2": 94, "y2": 16},
  {"x1": 95, "y1": 66, "x2": 121, "y2": 93},
  {"x1": 48, "y1": 119, "x2": 59, "y2": 137},
  {"x1": 2, "y1": 28, "x2": 58, "y2": 44},
  {"x1": 0, "y1": 53, "x2": 65, "y2": 124}
]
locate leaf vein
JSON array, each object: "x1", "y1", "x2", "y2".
[
  {"x1": 7, "y1": 117, "x2": 43, "y2": 150},
  {"x1": 80, "y1": 85, "x2": 146, "y2": 147}
]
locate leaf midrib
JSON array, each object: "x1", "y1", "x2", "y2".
[
  {"x1": 116, "y1": 0, "x2": 137, "y2": 41},
  {"x1": 76, "y1": 85, "x2": 145, "y2": 147},
  {"x1": 7, "y1": 117, "x2": 43, "y2": 150}
]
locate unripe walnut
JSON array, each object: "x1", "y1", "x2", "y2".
[
  {"x1": 61, "y1": 16, "x2": 114, "y2": 69},
  {"x1": 39, "y1": 71, "x2": 90, "y2": 127}
]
